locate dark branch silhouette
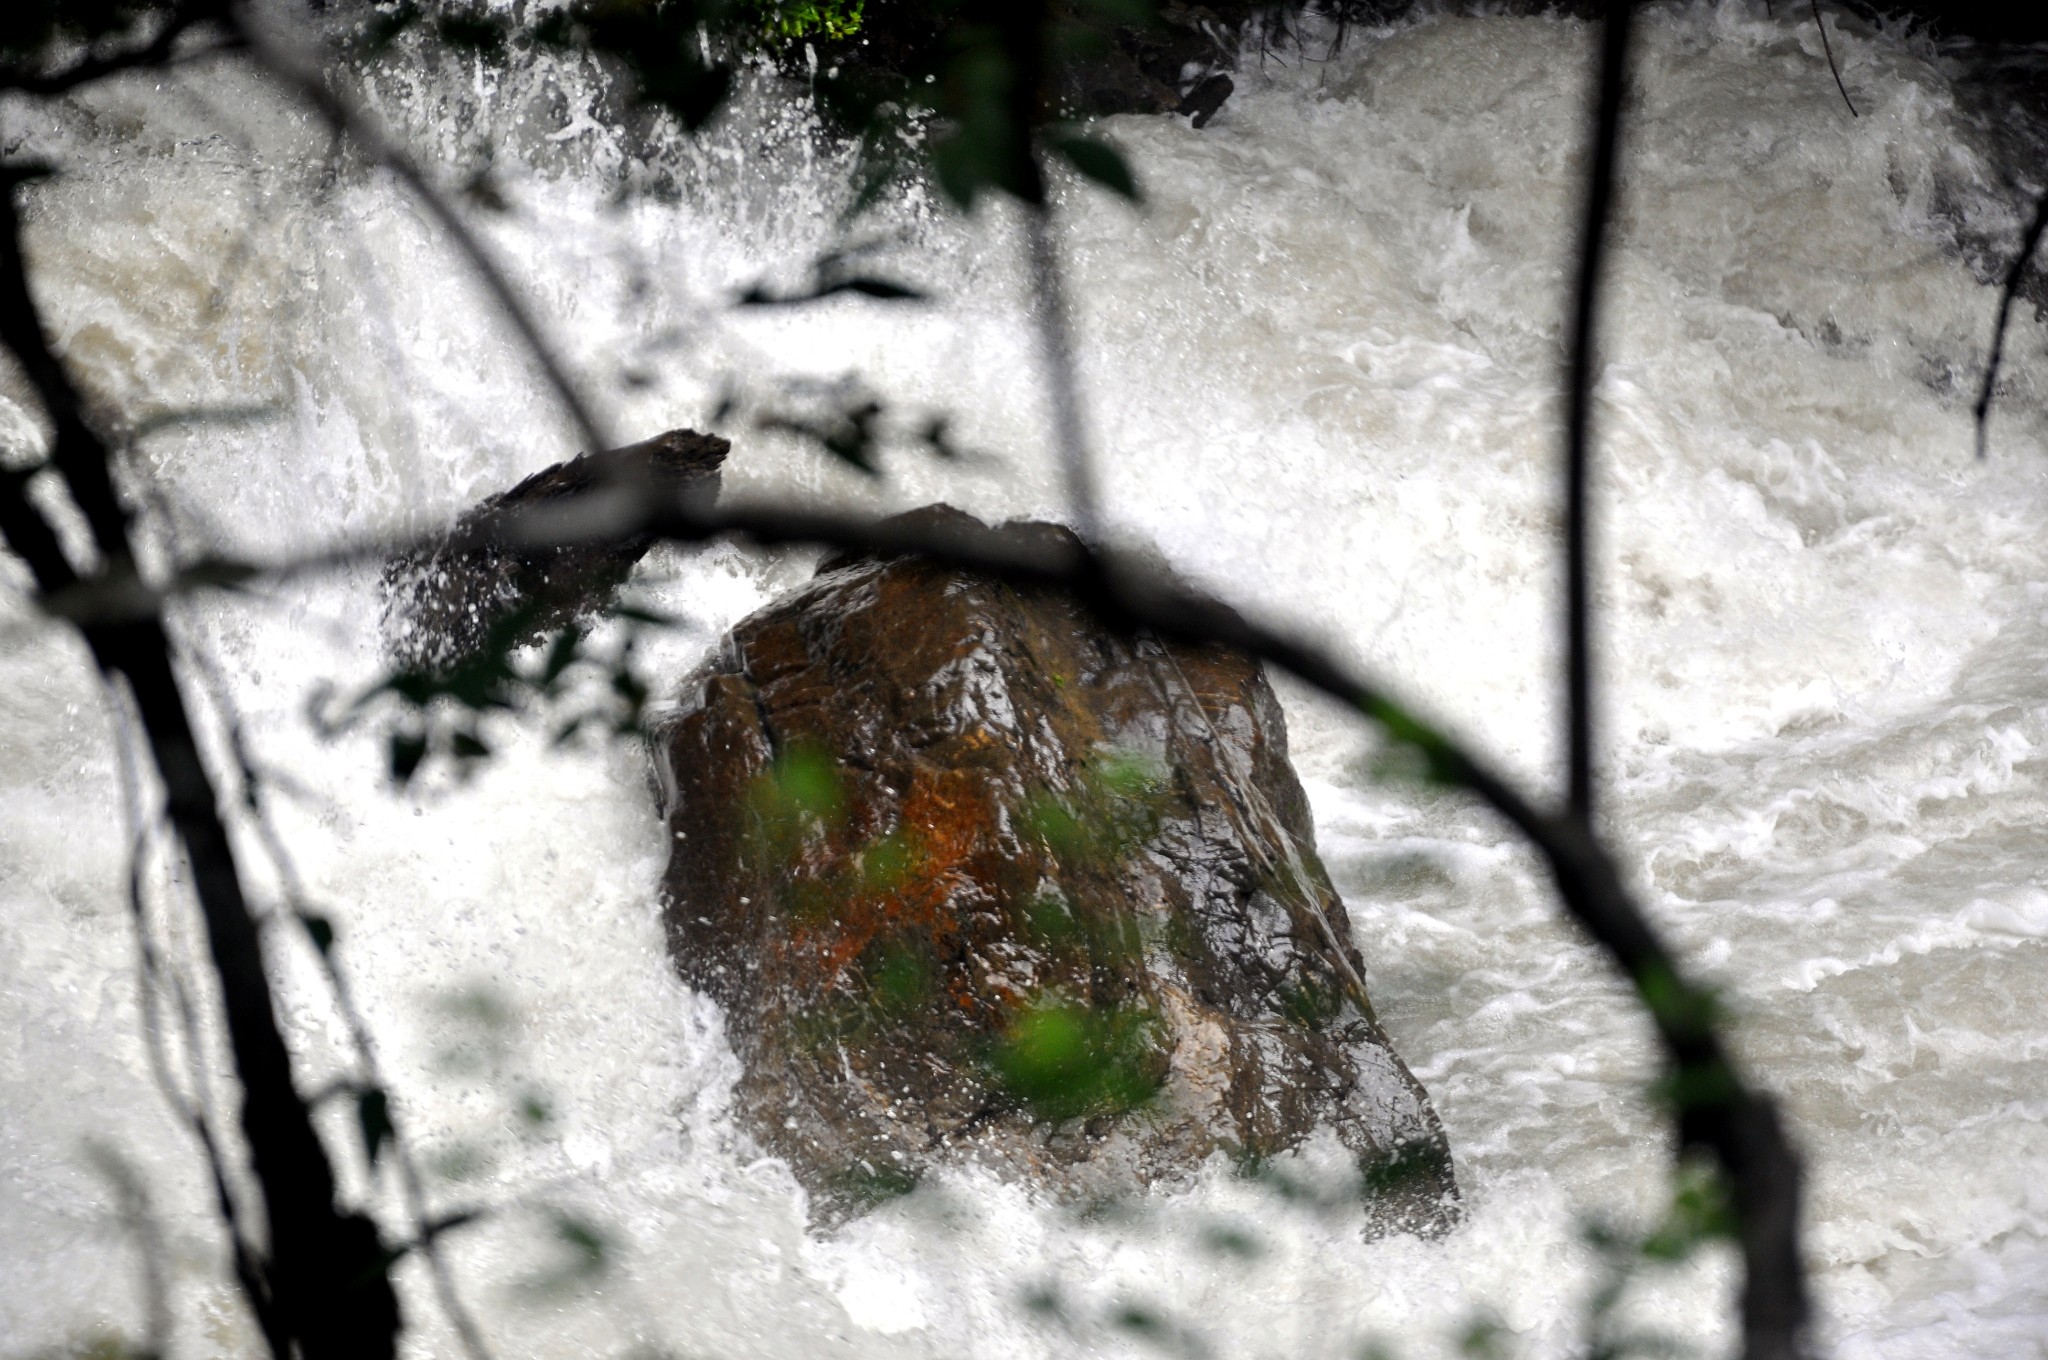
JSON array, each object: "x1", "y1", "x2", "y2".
[
  {"x1": 0, "y1": 171, "x2": 402, "y2": 1360},
  {"x1": 1562, "y1": 0, "x2": 1635, "y2": 828},
  {"x1": 0, "y1": 5, "x2": 1819, "y2": 1357},
  {"x1": 1811, "y1": 0, "x2": 1859, "y2": 117},
  {"x1": 1025, "y1": 203, "x2": 1103, "y2": 542},
  {"x1": 0, "y1": 1, "x2": 232, "y2": 96},
  {"x1": 108, "y1": 678, "x2": 288, "y2": 1358},
  {"x1": 28, "y1": 472, "x2": 1811, "y2": 1360},
  {"x1": 181, "y1": 636, "x2": 502, "y2": 1360},
  {"x1": 1974, "y1": 185, "x2": 2048, "y2": 458}
]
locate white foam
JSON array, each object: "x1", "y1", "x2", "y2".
[{"x1": 4, "y1": 4, "x2": 2048, "y2": 1356}]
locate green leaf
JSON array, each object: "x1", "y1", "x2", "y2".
[
  {"x1": 988, "y1": 997, "x2": 1165, "y2": 1123},
  {"x1": 1050, "y1": 134, "x2": 1139, "y2": 202},
  {"x1": 550, "y1": 1212, "x2": 608, "y2": 1278},
  {"x1": 357, "y1": 1087, "x2": 393, "y2": 1169}
]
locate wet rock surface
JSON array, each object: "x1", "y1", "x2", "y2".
[
  {"x1": 656, "y1": 506, "x2": 1456, "y2": 1225},
  {"x1": 381, "y1": 428, "x2": 726, "y2": 670}
]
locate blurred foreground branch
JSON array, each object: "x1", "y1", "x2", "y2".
[
  {"x1": 0, "y1": 169, "x2": 402, "y2": 1360},
  {"x1": 31, "y1": 468, "x2": 1809, "y2": 1360}
]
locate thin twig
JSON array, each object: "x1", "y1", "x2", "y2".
[
  {"x1": 34, "y1": 452, "x2": 1812, "y2": 1359},
  {"x1": 0, "y1": 169, "x2": 400, "y2": 1360},
  {"x1": 1810, "y1": 0, "x2": 1859, "y2": 118},
  {"x1": 133, "y1": 468, "x2": 493, "y2": 1360},
  {"x1": 83, "y1": 1142, "x2": 172, "y2": 1360},
  {"x1": 105, "y1": 677, "x2": 284, "y2": 1358},
  {"x1": 1023, "y1": 202, "x2": 1101, "y2": 542},
  {"x1": 1562, "y1": 0, "x2": 1635, "y2": 828},
  {"x1": 180, "y1": 632, "x2": 502, "y2": 1360},
  {"x1": 1974, "y1": 186, "x2": 2048, "y2": 459}
]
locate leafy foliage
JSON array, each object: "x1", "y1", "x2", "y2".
[
  {"x1": 987, "y1": 994, "x2": 1165, "y2": 1122},
  {"x1": 1021, "y1": 749, "x2": 1169, "y2": 867},
  {"x1": 753, "y1": 0, "x2": 865, "y2": 39}
]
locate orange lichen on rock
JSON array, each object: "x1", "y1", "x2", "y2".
[{"x1": 779, "y1": 764, "x2": 991, "y2": 993}]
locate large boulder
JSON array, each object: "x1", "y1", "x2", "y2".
[
  {"x1": 381, "y1": 428, "x2": 727, "y2": 670},
  {"x1": 655, "y1": 506, "x2": 1456, "y2": 1227}
]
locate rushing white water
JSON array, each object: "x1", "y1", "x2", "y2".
[{"x1": 4, "y1": 3, "x2": 2047, "y2": 1357}]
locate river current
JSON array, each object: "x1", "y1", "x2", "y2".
[{"x1": 3, "y1": 4, "x2": 2046, "y2": 1357}]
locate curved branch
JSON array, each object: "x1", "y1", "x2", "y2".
[
  {"x1": 0, "y1": 170, "x2": 401, "y2": 1360},
  {"x1": 39, "y1": 483, "x2": 1810, "y2": 1358},
  {"x1": 1561, "y1": 0, "x2": 1635, "y2": 828},
  {"x1": 1810, "y1": 0, "x2": 1859, "y2": 118}
]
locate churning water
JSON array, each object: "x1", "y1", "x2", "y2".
[{"x1": 4, "y1": 3, "x2": 2047, "y2": 1356}]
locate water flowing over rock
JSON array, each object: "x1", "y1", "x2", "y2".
[
  {"x1": 655, "y1": 507, "x2": 1457, "y2": 1226},
  {"x1": 381, "y1": 429, "x2": 727, "y2": 670}
]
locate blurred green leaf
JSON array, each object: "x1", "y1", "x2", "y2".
[
  {"x1": 753, "y1": 0, "x2": 864, "y2": 39},
  {"x1": 1200, "y1": 1221, "x2": 1263, "y2": 1259},
  {"x1": 752, "y1": 743, "x2": 847, "y2": 829},
  {"x1": 1459, "y1": 1313, "x2": 1509, "y2": 1360},
  {"x1": 1642, "y1": 1160, "x2": 1735, "y2": 1262},
  {"x1": 538, "y1": 628, "x2": 582, "y2": 690},
  {"x1": 1022, "y1": 749, "x2": 1167, "y2": 867},
  {"x1": 548, "y1": 1212, "x2": 609, "y2": 1281},
  {"x1": 869, "y1": 943, "x2": 933, "y2": 1014},
  {"x1": 1049, "y1": 133, "x2": 1139, "y2": 201},
  {"x1": 989, "y1": 996, "x2": 1164, "y2": 1123}
]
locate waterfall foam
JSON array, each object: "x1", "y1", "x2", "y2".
[{"x1": 2, "y1": 4, "x2": 2045, "y2": 1356}]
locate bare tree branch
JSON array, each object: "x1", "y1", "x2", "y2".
[
  {"x1": 1562, "y1": 0, "x2": 1633, "y2": 830},
  {"x1": 180, "y1": 635, "x2": 502, "y2": 1360},
  {"x1": 1810, "y1": 0, "x2": 1859, "y2": 118},
  {"x1": 106, "y1": 677, "x2": 285, "y2": 1358},
  {"x1": 0, "y1": 5, "x2": 1815, "y2": 1353},
  {"x1": 82, "y1": 1141, "x2": 173, "y2": 1360},
  {"x1": 0, "y1": 170, "x2": 400, "y2": 1360},
  {"x1": 1974, "y1": 185, "x2": 2048, "y2": 459},
  {"x1": 1561, "y1": 7, "x2": 1809, "y2": 1350},
  {"x1": 18, "y1": 471, "x2": 1809, "y2": 1358}
]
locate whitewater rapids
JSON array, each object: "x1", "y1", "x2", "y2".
[{"x1": 3, "y1": 4, "x2": 2045, "y2": 1357}]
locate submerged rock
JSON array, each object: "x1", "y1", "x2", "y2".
[
  {"x1": 655, "y1": 506, "x2": 1456, "y2": 1226},
  {"x1": 381, "y1": 428, "x2": 727, "y2": 670}
]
